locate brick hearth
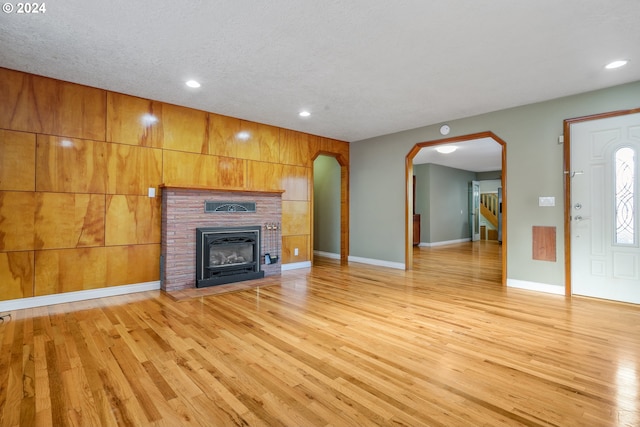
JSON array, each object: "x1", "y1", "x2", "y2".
[{"x1": 161, "y1": 186, "x2": 283, "y2": 292}]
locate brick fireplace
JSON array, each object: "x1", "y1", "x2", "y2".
[{"x1": 160, "y1": 186, "x2": 283, "y2": 292}]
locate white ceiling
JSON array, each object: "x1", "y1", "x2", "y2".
[
  {"x1": 0, "y1": 1, "x2": 638, "y2": 143},
  {"x1": 413, "y1": 137, "x2": 503, "y2": 172}
]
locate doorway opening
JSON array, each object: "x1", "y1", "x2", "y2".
[
  {"x1": 312, "y1": 153, "x2": 349, "y2": 265},
  {"x1": 405, "y1": 131, "x2": 507, "y2": 285}
]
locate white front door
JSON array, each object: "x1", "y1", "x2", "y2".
[{"x1": 570, "y1": 112, "x2": 640, "y2": 304}]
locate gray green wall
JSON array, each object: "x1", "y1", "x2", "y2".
[
  {"x1": 313, "y1": 155, "x2": 341, "y2": 255},
  {"x1": 349, "y1": 80, "x2": 640, "y2": 289},
  {"x1": 414, "y1": 163, "x2": 476, "y2": 244}
]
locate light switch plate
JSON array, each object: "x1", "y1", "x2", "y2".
[
  {"x1": 539, "y1": 196, "x2": 555, "y2": 207},
  {"x1": 148, "y1": 187, "x2": 156, "y2": 198}
]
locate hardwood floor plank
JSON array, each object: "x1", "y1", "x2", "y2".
[{"x1": 0, "y1": 241, "x2": 639, "y2": 426}]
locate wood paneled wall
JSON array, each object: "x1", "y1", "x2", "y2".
[{"x1": 0, "y1": 67, "x2": 349, "y2": 301}]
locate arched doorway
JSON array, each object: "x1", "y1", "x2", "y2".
[
  {"x1": 312, "y1": 152, "x2": 349, "y2": 265},
  {"x1": 405, "y1": 131, "x2": 507, "y2": 285}
]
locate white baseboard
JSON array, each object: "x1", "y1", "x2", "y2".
[
  {"x1": 420, "y1": 238, "x2": 471, "y2": 247},
  {"x1": 0, "y1": 281, "x2": 161, "y2": 312},
  {"x1": 507, "y1": 279, "x2": 566, "y2": 295},
  {"x1": 313, "y1": 250, "x2": 340, "y2": 260},
  {"x1": 281, "y1": 261, "x2": 312, "y2": 271},
  {"x1": 348, "y1": 256, "x2": 405, "y2": 270}
]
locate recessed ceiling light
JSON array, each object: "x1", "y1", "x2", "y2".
[
  {"x1": 299, "y1": 111, "x2": 311, "y2": 117},
  {"x1": 436, "y1": 146, "x2": 457, "y2": 154},
  {"x1": 605, "y1": 60, "x2": 628, "y2": 69},
  {"x1": 185, "y1": 80, "x2": 201, "y2": 88}
]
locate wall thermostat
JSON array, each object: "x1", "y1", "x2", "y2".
[{"x1": 439, "y1": 124, "x2": 450, "y2": 135}]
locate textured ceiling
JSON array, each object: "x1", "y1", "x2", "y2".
[
  {"x1": 413, "y1": 137, "x2": 503, "y2": 172},
  {"x1": 1, "y1": 1, "x2": 639, "y2": 142}
]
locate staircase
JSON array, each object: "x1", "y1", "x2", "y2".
[{"x1": 480, "y1": 193, "x2": 499, "y2": 228}]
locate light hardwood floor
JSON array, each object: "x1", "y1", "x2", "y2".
[{"x1": 1, "y1": 241, "x2": 639, "y2": 426}]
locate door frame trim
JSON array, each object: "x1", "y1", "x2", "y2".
[
  {"x1": 405, "y1": 131, "x2": 507, "y2": 286},
  {"x1": 563, "y1": 107, "x2": 640, "y2": 296}
]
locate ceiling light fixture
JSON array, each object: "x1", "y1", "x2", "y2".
[
  {"x1": 185, "y1": 80, "x2": 201, "y2": 88},
  {"x1": 605, "y1": 60, "x2": 628, "y2": 69},
  {"x1": 299, "y1": 111, "x2": 311, "y2": 117},
  {"x1": 436, "y1": 146, "x2": 457, "y2": 154}
]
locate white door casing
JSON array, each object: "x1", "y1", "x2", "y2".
[{"x1": 570, "y1": 112, "x2": 640, "y2": 304}]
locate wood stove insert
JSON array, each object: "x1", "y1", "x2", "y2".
[{"x1": 196, "y1": 226, "x2": 264, "y2": 287}]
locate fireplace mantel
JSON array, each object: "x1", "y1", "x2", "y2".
[{"x1": 160, "y1": 184, "x2": 285, "y2": 195}]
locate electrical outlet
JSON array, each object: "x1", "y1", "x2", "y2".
[{"x1": 294, "y1": 248, "x2": 299, "y2": 256}]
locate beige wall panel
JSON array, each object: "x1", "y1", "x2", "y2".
[
  {"x1": 34, "y1": 193, "x2": 105, "y2": 249},
  {"x1": 163, "y1": 151, "x2": 245, "y2": 188},
  {"x1": 34, "y1": 247, "x2": 108, "y2": 295},
  {"x1": 106, "y1": 143, "x2": 163, "y2": 195},
  {"x1": 35, "y1": 135, "x2": 107, "y2": 194},
  {"x1": 237, "y1": 121, "x2": 280, "y2": 163},
  {"x1": 106, "y1": 244, "x2": 160, "y2": 286},
  {"x1": 281, "y1": 165, "x2": 310, "y2": 201},
  {"x1": 281, "y1": 235, "x2": 309, "y2": 264},
  {"x1": 105, "y1": 195, "x2": 161, "y2": 245},
  {"x1": 0, "y1": 191, "x2": 35, "y2": 251},
  {"x1": 0, "y1": 68, "x2": 106, "y2": 140},
  {"x1": 0, "y1": 130, "x2": 36, "y2": 191},
  {"x1": 0, "y1": 251, "x2": 34, "y2": 301},
  {"x1": 280, "y1": 129, "x2": 311, "y2": 166},
  {"x1": 161, "y1": 103, "x2": 208, "y2": 154},
  {"x1": 246, "y1": 161, "x2": 283, "y2": 192},
  {"x1": 208, "y1": 113, "x2": 240, "y2": 158},
  {"x1": 282, "y1": 201, "x2": 310, "y2": 236},
  {"x1": 106, "y1": 92, "x2": 164, "y2": 148}
]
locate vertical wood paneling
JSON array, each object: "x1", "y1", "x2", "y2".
[
  {"x1": 208, "y1": 113, "x2": 241, "y2": 158},
  {"x1": 0, "y1": 251, "x2": 34, "y2": 300},
  {"x1": 0, "y1": 130, "x2": 36, "y2": 191},
  {"x1": 106, "y1": 144, "x2": 163, "y2": 195},
  {"x1": 0, "y1": 191, "x2": 35, "y2": 251},
  {"x1": 163, "y1": 151, "x2": 245, "y2": 188},
  {"x1": 0, "y1": 68, "x2": 349, "y2": 299},
  {"x1": 0, "y1": 68, "x2": 106, "y2": 140},
  {"x1": 106, "y1": 244, "x2": 160, "y2": 286},
  {"x1": 161, "y1": 103, "x2": 209, "y2": 154},
  {"x1": 281, "y1": 235, "x2": 309, "y2": 263},
  {"x1": 280, "y1": 129, "x2": 311, "y2": 166},
  {"x1": 34, "y1": 248, "x2": 108, "y2": 296},
  {"x1": 106, "y1": 92, "x2": 164, "y2": 148},
  {"x1": 246, "y1": 161, "x2": 283, "y2": 192},
  {"x1": 35, "y1": 135, "x2": 107, "y2": 193},
  {"x1": 281, "y1": 165, "x2": 310, "y2": 201},
  {"x1": 282, "y1": 201, "x2": 311, "y2": 236},
  {"x1": 34, "y1": 193, "x2": 105, "y2": 249},
  {"x1": 105, "y1": 195, "x2": 161, "y2": 245},
  {"x1": 236, "y1": 121, "x2": 280, "y2": 162},
  {"x1": 340, "y1": 162, "x2": 350, "y2": 262},
  {"x1": 320, "y1": 137, "x2": 349, "y2": 165}
]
